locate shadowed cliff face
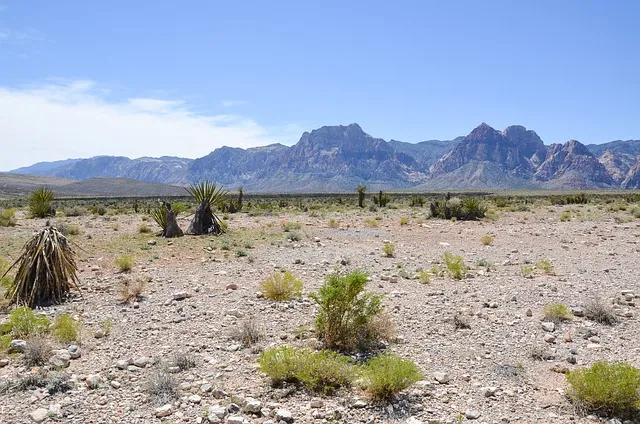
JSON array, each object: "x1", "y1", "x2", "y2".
[
  {"x1": 622, "y1": 156, "x2": 640, "y2": 189},
  {"x1": 9, "y1": 123, "x2": 640, "y2": 191}
]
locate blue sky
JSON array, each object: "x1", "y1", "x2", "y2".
[{"x1": 1, "y1": 0, "x2": 639, "y2": 170}]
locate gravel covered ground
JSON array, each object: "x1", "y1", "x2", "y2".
[{"x1": 0, "y1": 203, "x2": 639, "y2": 424}]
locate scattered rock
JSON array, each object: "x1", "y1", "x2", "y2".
[
  {"x1": 245, "y1": 398, "x2": 262, "y2": 414},
  {"x1": 29, "y1": 408, "x2": 48, "y2": 423},
  {"x1": 466, "y1": 410, "x2": 482, "y2": 420},
  {"x1": 544, "y1": 334, "x2": 556, "y2": 344},
  {"x1": 188, "y1": 394, "x2": 202, "y2": 404},
  {"x1": 85, "y1": 374, "x2": 101, "y2": 389},
  {"x1": 173, "y1": 291, "x2": 190, "y2": 300},
  {"x1": 50, "y1": 350, "x2": 71, "y2": 368},
  {"x1": 481, "y1": 387, "x2": 498, "y2": 397},
  {"x1": 433, "y1": 371, "x2": 451, "y2": 384},
  {"x1": 276, "y1": 408, "x2": 294, "y2": 422},
  {"x1": 541, "y1": 322, "x2": 555, "y2": 332},
  {"x1": 226, "y1": 283, "x2": 239, "y2": 290},
  {"x1": 9, "y1": 339, "x2": 26, "y2": 353},
  {"x1": 155, "y1": 404, "x2": 173, "y2": 418},
  {"x1": 67, "y1": 344, "x2": 81, "y2": 359}
]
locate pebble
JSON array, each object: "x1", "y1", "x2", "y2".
[
  {"x1": 133, "y1": 356, "x2": 151, "y2": 368},
  {"x1": 245, "y1": 398, "x2": 262, "y2": 413},
  {"x1": 188, "y1": 394, "x2": 202, "y2": 404},
  {"x1": 110, "y1": 380, "x2": 121, "y2": 389},
  {"x1": 352, "y1": 400, "x2": 367, "y2": 408},
  {"x1": 94, "y1": 329, "x2": 106, "y2": 339},
  {"x1": 155, "y1": 404, "x2": 173, "y2": 418},
  {"x1": 276, "y1": 408, "x2": 294, "y2": 423},
  {"x1": 208, "y1": 404, "x2": 226, "y2": 419},
  {"x1": 147, "y1": 239, "x2": 157, "y2": 245},
  {"x1": 85, "y1": 374, "x2": 101, "y2": 389},
  {"x1": 571, "y1": 306, "x2": 584, "y2": 317},
  {"x1": 50, "y1": 350, "x2": 71, "y2": 368},
  {"x1": 227, "y1": 416, "x2": 244, "y2": 424},
  {"x1": 541, "y1": 322, "x2": 555, "y2": 332},
  {"x1": 67, "y1": 344, "x2": 81, "y2": 359},
  {"x1": 226, "y1": 283, "x2": 239, "y2": 290},
  {"x1": 466, "y1": 410, "x2": 482, "y2": 420},
  {"x1": 29, "y1": 408, "x2": 48, "y2": 423},
  {"x1": 433, "y1": 372, "x2": 450, "y2": 384},
  {"x1": 173, "y1": 291, "x2": 190, "y2": 300},
  {"x1": 481, "y1": 386, "x2": 498, "y2": 397},
  {"x1": 544, "y1": 334, "x2": 556, "y2": 344},
  {"x1": 0, "y1": 358, "x2": 9, "y2": 367},
  {"x1": 9, "y1": 339, "x2": 26, "y2": 353}
]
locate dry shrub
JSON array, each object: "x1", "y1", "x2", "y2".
[
  {"x1": 584, "y1": 298, "x2": 617, "y2": 325},
  {"x1": 24, "y1": 337, "x2": 52, "y2": 367},
  {"x1": 232, "y1": 318, "x2": 264, "y2": 347},
  {"x1": 118, "y1": 277, "x2": 146, "y2": 303}
]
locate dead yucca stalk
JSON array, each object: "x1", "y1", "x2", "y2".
[{"x1": 2, "y1": 227, "x2": 81, "y2": 307}]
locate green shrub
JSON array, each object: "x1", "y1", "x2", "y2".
[
  {"x1": 364, "y1": 218, "x2": 378, "y2": 228},
  {"x1": 51, "y1": 314, "x2": 79, "y2": 343},
  {"x1": 429, "y1": 196, "x2": 486, "y2": 220},
  {"x1": 28, "y1": 187, "x2": 55, "y2": 218},
  {"x1": 66, "y1": 224, "x2": 80, "y2": 236},
  {"x1": 328, "y1": 218, "x2": 339, "y2": 228},
  {"x1": 409, "y1": 196, "x2": 425, "y2": 207},
  {"x1": 100, "y1": 319, "x2": 114, "y2": 336},
  {"x1": 632, "y1": 205, "x2": 640, "y2": 219},
  {"x1": 235, "y1": 248, "x2": 247, "y2": 257},
  {"x1": 311, "y1": 270, "x2": 384, "y2": 351},
  {"x1": 399, "y1": 217, "x2": 409, "y2": 225},
  {"x1": 417, "y1": 268, "x2": 430, "y2": 284},
  {"x1": 286, "y1": 232, "x2": 301, "y2": 242},
  {"x1": 282, "y1": 221, "x2": 302, "y2": 232},
  {"x1": 0, "y1": 208, "x2": 17, "y2": 227},
  {"x1": 521, "y1": 265, "x2": 535, "y2": 278},
  {"x1": 0, "y1": 307, "x2": 50, "y2": 338},
  {"x1": 443, "y1": 252, "x2": 467, "y2": 280},
  {"x1": 536, "y1": 258, "x2": 554, "y2": 275},
  {"x1": 359, "y1": 354, "x2": 423, "y2": 400},
  {"x1": 383, "y1": 243, "x2": 395, "y2": 258},
  {"x1": 115, "y1": 255, "x2": 134, "y2": 272},
  {"x1": 258, "y1": 347, "x2": 353, "y2": 394},
  {"x1": 543, "y1": 303, "x2": 573, "y2": 323},
  {"x1": 138, "y1": 223, "x2": 152, "y2": 234},
  {"x1": 260, "y1": 272, "x2": 303, "y2": 301},
  {"x1": 566, "y1": 361, "x2": 640, "y2": 417}
]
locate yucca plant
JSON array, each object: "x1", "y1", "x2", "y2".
[
  {"x1": 2, "y1": 226, "x2": 81, "y2": 307},
  {"x1": 185, "y1": 181, "x2": 228, "y2": 206},
  {"x1": 149, "y1": 206, "x2": 167, "y2": 234},
  {"x1": 28, "y1": 187, "x2": 55, "y2": 218}
]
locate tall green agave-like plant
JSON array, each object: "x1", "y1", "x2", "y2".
[
  {"x1": 28, "y1": 187, "x2": 55, "y2": 218},
  {"x1": 185, "y1": 181, "x2": 228, "y2": 206}
]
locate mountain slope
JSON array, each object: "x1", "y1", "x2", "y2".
[{"x1": 11, "y1": 159, "x2": 81, "y2": 175}]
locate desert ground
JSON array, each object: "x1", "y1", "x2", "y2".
[{"x1": 0, "y1": 196, "x2": 639, "y2": 424}]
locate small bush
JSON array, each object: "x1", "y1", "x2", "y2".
[
  {"x1": 235, "y1": 248, "x2": 247, "y2": 257},
  {"x1": 383, "y1": 243, "x2": 395, "y2": 258},
  {"x1": 359, "y1": 354, "x2": 422, "y2": 400},
  {"x1": 64, "y1": 206, "x2": 85, "y2": 217},
  {"x1": 0, "y1": 208, "x2": 17, "y2": 227},
  {"x1": 480, "y1": 235, "x2": 494, "y2": 246},
  {"x1": 364, "y1": 218, "x2": 378, "y2": 228},
  {"x1": 399, "y1": 217, "x2": 409, "y2": 225},
  {"x1": 521, "y1": 265, "x2": 535, "y2": 278},
  {"x1": 258, "y1": 347, "x2": 353, "y2": 394},
  {"x1": 28, "y1": 187, "x2": 55, "y2": 218},
  {"x1": 232, "y1": 319, "x2": 264, "y2": 347},
  {"x1": 417, "y1": 268, "x2": 430, "y2": 284},
  {"x1": 286, "y1": 232, "x2": 301, "y2": 242},
  {"x1": 311, "y1": 270, "x2": 384, "y2": 351},
  {"x1": 409, "y1": 196, "x2": 425, "y2": 207},
  {"x1": 171, "y1": 351, "x2": 196, "y2": 371},
  {"x1": 453, "y1": 313, "x2": 471, "y2": 330},
  {"x1": 443, "y1": 252, "x2": 467, "y2": 280},
  {"x1": 118, "y1": 277, "x2": 146, "y2": 303},
  {"x1": 536, "y1": 258, "x2": 554, "y2": 275},
  {"x1": 146, "y1": 371, "x2": 178, "y2": 405},
  {"x1": 138, "y1": 224, "x2": 152, "y2": 234},
  {"x1": 24, "y1": 337, "x2": 52, "y2": 366},
  {"x1": 0, "y1": 307, "x2": 50, "y2": 338},
  {"x1": 584, "y1": 298, "x2": 618, "y2": 325},
  {"x1": 543, "y1": 303, "x2": 573, "y2": 323},
  {"x1": 99, "y1": 319, "x2": 113, "y2": 336},
  {"x1": 115, "y1": 255, "x2": 134, "y2": 273},
  {"x1": 566, "y1": 361, "x2": 640, "y2": 417},
  {"x1": 530, "y1": 345, "x2": 554, "y2": 361},
  {"x1": 67, "y1": 224, "x2": 80, "y2": 236},
  {"x1": 328, "y1": 218, "x2": 339, "y2": 228},
  {"x1": 282, "y1": 221, "x2": 302, "y2": 232},
  {"x1": 260, "y1": 272, "x2": 303, "y2": 301},
  {"x1": 51, "y1": 314, "x2": 79, "y2": 343}
]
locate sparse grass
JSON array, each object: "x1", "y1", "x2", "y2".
[
  {"x1": 67, "y1": 224, "x2": 80, "y2": 236},
  {"x1": 115, "y1": 255, "x2": 134, "y2": 272},
  {"x1": 560, "y1": 210, "x2": 571, "y2": 221},
  {"x1": 383, "y1": 242, "x2": 395, "y2": 258},
  {"x1": 566, "y1": 361, "x2": 640, "y2": 418},
  {"x1": 311, "y1": 270, "x2": 384, "y2": 352},
  {"x1": 232, "y1": 319, "x2": 264, "y2": 347},
  {"x1": 521, "y1": 265, "x2": 535, "y2": 278},
  {"x1": 453, "y1": 313, "x2": 471, "y2": 329},
  {"x1": 258, "y1": 346, "x2": 353, "y2": 394},
  {"x1": 480, "y1": 235, "x2": 494, "y2": 246},
  {"x1": 138, "y1": 223, "x2": 152, "y2": 234},
  {"x1": 51, "y1": 314, "x2": 79, "y2": 343},
  {"x1": 235, "y1": 248, "x2": 248, "y2": 257},
  {"x1": 23, "y1": 337, "x2": 52, "y2": 366},
  {"x1": 282, "y1": 221, "x2": 302, "y2": 232},
  {"x1": 328, "y1": 218, "x2": 339, "y2": 228},
  {"x1": 530, "y1": 345, "x2": 554, "y2": 361},
  {"x1": 286, "y1": 231, "x2": 302, "y2": 242},
  {"x1": 171, "y1": 351, "x2": 196, "y2": 371},
  {"x1": 260, "y1": 271, "x2": 303, "y2": 301},
  {"x1": 99, "y1": 319, "x2": 114, "y2": 336},
  {"x1": 399, "y1": 217, "x2": 409, "y2": 225},
  {"x1": 443, "y1": 252, "x2": 467, "y2": 280},
  {"x1": 359, "y1": 354, "x2": 423, "y2": 400},
  {"x1": 416, "y1": 268, "x2": 430, "y2": 284},
  {"x1": 145, "y1": 371, "x2": 178, "y2": 405},
  {"x1": 536, "y1": 258, "x2": 554, "y2": 275},
  {"x1": 543, "y1": 303, "x2": 573, "y2": 323},
  {"x1": 118, "y1": 277, "x2": 146, "y2": 303},
  {"x1": 364, "y1": 218, "x2": 378, "y2": 228},
  {"x1": 0, "y1": 370, "x2": 71, "y2": 395},
  {"x1": 584, "y1": 298, "x2": 618, "y2": 325}
]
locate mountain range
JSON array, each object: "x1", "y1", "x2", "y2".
[{"x1": 10, "y1": 123, "x2": 640, "y2": 191}]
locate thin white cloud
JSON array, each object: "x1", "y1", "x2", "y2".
[
  {"x1": 0, "y1": 80, "x2": 291, "y2": 171},
  {"x1": 221, "y1": 100, "x2": 248, "y2": 108}
]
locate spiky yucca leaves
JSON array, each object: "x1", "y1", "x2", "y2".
[
  {"x1": 28, "y1": 187, "x2": 55, "y2": 218},
  {"x1": 149, "y1": 206, "x2": 167, "y2": 233},
  {"x1": 3, "y1": 227, "x2": 81, "y2": 307},
  {"x1": 185, "y1": 181, "x2": 228, "y2": 206}
]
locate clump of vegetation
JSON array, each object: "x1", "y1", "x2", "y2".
[
  {"x1": 28, "y1": 187, "x2": 55, "y2": 218},
  {"x1": 443, "y1": 252, "x2": 467, "y2": 280},
  {"x1": 3, "y1": 227, "x2": 80, "y2": 307},
  {"x1": 311, "y1": 270, "x2": 385, "y2": 352},
  {"x1": 364, "y1": 218, "x2": 379, "y2": 228},
  {"x1": 171, "y1": 351, "x2": 196, "y2": 371},
  {"x1": 430, "y1": 196, "x2": 486, "y2": 220},
  {"x1": 0, "y1": 370, "x2": 71, "y2": 395},
  {"x1": 383, "y1": 242, "x2": 395, "y2": 258},
  {"x1": 543, "y1": 303, "x2": 573, "y2": 323},
  {"x1": 286, "y1": 231, "x2": 302, "y2": 242},
  {"x1": 0, "y1": 257, "x2": 14, "y2": 291},
  {"x1": 409, "y1": 196, "x2": 425, "y2": 207},
  {"x1": 536, "y1": 258, "x2": 554, "y2": 275},
  {"x1": 0, "y1": 307, "x2": 50, "y2": 339},
  {"x1": 359, "y1": 354, "x2": 422, "y2": 400},
  {"x1": 356, "y1": 185, "x2": 367, "y2": 208},
  {"x1": 399, "y1": 217, "x2": 409, "y2": 225},
  {"x1": 453, "y1": 313, "x2": 471, "y2": 329},
  {"x1": 566, "y1": 361, "x2": 640, "y2": 418},
  {"x1": 149, "y1": 206, "x2": 167, "y2": 233},
  {"x1": 584, "y1": 298, "x2": 618, "y2": 325},
  {"x1": 115, "y1": 255, "x2": 134, "y2": 273},
  {"x1": 23, "y1": 337, "x2": 52, "y2": 366},
  {"x1": 64, "y1": 206, "x2": 85, "y2": 217},
  {"x1": 232, "y1": 318, "x2": 264, "y2": 347},
  {"x1": 67, "y1": 224, "x2": 80, "y2": 236},
  {"x1": 258, "y1": 346, "x2": 353, "y2": 394},
  {"x1": 0, "y1": 208, "x2": 17, "y2": 227},
  {"x1": 138, "y1": 223, "x2": 152, "y2": 234},
  {"x1": 282, "y1": 221, "x2": 302, "y2": 232},
  {"x1": 416, "y1": 268, "x2": 430, "y2": 284},
  {"x1": 480, "y1": 235, "x2": 494, "y2": 245},
  {"x1": 260, "y1": 272, "x2": 303, "y2": 301},
  {"x1": 328, "y1": 218, "x2": 339, "y2": 228},
  {"x1": 530, "y1": 345, "x2": 554, "y2": 361},
  {"x1": 145, "y1": 371, "x2": 178, "y2": 405},
  {"x1": 99, "y1": 319, "x2": 114, "y2": 336},
  {"x1": 118, "y1": 277, "x2": 146, "y2": 303},
  {"x1": 51, "y1": 314, "x2": 79, "y2": 343}
]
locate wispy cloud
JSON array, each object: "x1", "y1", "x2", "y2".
[
  {"x1": 0, "y1": 80, "x2": 293, "y2": 170},
  {"x1": 221, "y1": 100, "x2": 248, "y2": 108}
]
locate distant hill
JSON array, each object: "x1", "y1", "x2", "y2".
[{"x1": 8, "y1": 123, "x2": 640, "y2": 191}]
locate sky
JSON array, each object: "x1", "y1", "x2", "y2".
[{"x1": 1, "y1": 0, "x2": 639, "y2": 171}]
